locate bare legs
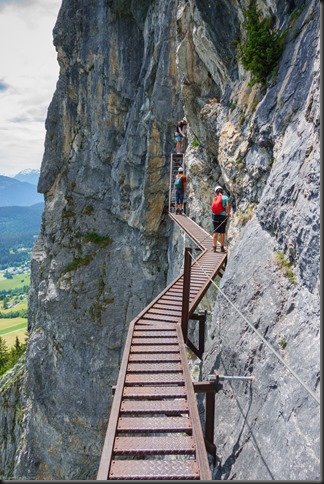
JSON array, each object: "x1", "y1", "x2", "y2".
[
  {"x1": 175, "y1": 202, "x2": 184, "y2": 214},
  {"x1": 213, "y1": 232, "x2": 225, "y2": 251}
]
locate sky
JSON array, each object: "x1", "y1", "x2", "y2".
[{"x1": 0, "y1": 0, "x2": 61, "y2": 177}]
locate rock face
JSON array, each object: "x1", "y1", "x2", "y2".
[
  {"x1": 0, "y1": 0, "x2": 319, "y2": 480},
  {"x1": 187, "y1": 0, "x2": 320, "y2": 480},
  {"x1": 0, "y1": 359, "x2": 25, "y2": 478}
]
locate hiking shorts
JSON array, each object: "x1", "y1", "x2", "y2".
[
  {"x1": 175, "y1": 132, "x2": 182, "y2": 142},
  {"x1": 176, "y1": 189, "x2": 184, "y2": 204},
  {"x1": 212, "y1": 214, "x2": 227, "y2": 233}
]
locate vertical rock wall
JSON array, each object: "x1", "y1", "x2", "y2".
[
  {"x1": 11, "y1": 0, "x2": 184, "y2": 479},
  {"x1": 178, "y1": 0, "x2": 320, "y2": 480},
  {"x1": 0, "y1": 359, "x2": 25, "y2": 477}
]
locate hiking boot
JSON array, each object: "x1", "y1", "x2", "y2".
[
  {"x1": 220, "y1": 246, "x2": 227, "y2": 253},
  {"x1": 213, "y1": 246, "x2": 217, "y2": 253}
]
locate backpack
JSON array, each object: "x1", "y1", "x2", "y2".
[
  {"x1": 211, "y1": 194, "x2": 224, "y2": 214},
  {"x1": 174, "y1": 175, "x2": 183, "y2": 189}
]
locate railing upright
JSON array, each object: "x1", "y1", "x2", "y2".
[{"x1": 181, "y1": 247, "x2": 192, "y2": 343}]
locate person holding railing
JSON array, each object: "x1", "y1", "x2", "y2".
[{"x1": 174, "y1": 117, "x2": 187, "y2": 153}]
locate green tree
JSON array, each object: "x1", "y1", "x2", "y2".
[
  {"x1": 14, "y1": 336, "x2": 22, "y2": 353},
  {"x1": 7, "y1": 336, "x2": 26, "y2": 369},
  {"x1": 238, "y1": 0, "x2": 284, "y2": 85},
  {"x1": 0, "y1": 335, "x2": 27, "y2": 376},
  {"x1": 0, "y1": 336, "x2": 9, "y2": 373},
  {"x1": 2, "y1": 296, "x2": 9, "y2": 309}
]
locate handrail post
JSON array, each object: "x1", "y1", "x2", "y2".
[
  {"x1": 187, "y1": 310, "x2": 207, "y2": 359},
  {"x1": 199, "y1": 310, "x2": 206, "y2": 356},
  {"x1": 205, "y1": 391, "x2": 215, "y2": 448},
  {"x1": 192, "y1": 378, "x2": 218, "y2": 461},
  {"x1": 181, "y1": 247, "x2": 192, "y2": 343}
]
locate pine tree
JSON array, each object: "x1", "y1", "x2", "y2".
[
  {"x1": 238, "y1": 0, "x2": 283, "y2": 85},
  {"x1": 2, "y1": 296, "x2": 9, "y2": 310},
  {"x1": 0, "y1": 336, "x2": 9, "y2": 374},
  {"x1": 14, "y1": 336, "x2": 22, "y2": 354}
]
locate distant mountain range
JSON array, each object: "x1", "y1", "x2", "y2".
[
  {"x1": 0, "y1": 173, "x2": 43, "y2": 207},
  {"x1": 0, "y1": 169, "x2": 43, "y2": 268},
  {"x1": 0, "y1": 203, "x2": 43, "y2": 235},
  {"x1": 14, "y1": 168, "x2": 40, "y2": 186}
]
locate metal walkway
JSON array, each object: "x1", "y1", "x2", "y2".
[{"x1": 97, "y1": 213, "x2": 227, "y2": 480}]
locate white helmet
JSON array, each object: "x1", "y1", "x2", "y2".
[
  {"x1": 178, "y1": 167, "x2": 184, "y2": 172},
  {"x1": 215, "y1": 185, "x2": 223, "y2": 192}
]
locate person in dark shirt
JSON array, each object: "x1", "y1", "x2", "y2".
[{"x1": 175, "y1": 117, "x2": 187, "y2": 153}]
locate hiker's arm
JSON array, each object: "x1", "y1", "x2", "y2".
[
  {"x1": 179, "y1": 127, "x2": 186, "y2": 138},
  {"x1": 226, "y1": 200, "x2": 231, "y2": 217}
]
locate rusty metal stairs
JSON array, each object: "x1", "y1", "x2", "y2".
[{"x1": 97, "y1": 212, "x2": 227, "y2": 480}]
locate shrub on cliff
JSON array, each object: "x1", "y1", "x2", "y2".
[{"x1": 238, "y1": 0, "x2": 284, "y2": 85}]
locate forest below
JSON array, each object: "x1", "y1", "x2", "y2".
[
  {"x1": 0, "y1": 273, "x2": 29, "y2": 375},
  {"x1": 0, "y1": 203, "x2": 43, "y2": 270}
]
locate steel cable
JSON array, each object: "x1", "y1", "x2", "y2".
[{"x1": 188, "y1": 251, "x2": 320, "y2": 406}]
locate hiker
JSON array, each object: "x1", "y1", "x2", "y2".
[
  {"x1": 175, "y1": 117, "x2": 187, "y2": 153},
  {"x1": 211, "y1": 185, "x2": 230, "y2": 252},
  {"x1": 174, "y1": 167, "x2": 186, "y2": 214}
]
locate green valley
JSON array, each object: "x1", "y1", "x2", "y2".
[
  {"x1": 0, "y1": 269, "x2": 29, "y2": 375},
  {"x1": 0, "y1": 202, "x2": 43, "y2": 270}
]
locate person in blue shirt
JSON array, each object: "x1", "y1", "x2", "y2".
[
  {"x1": 211, "y1": 185, "x2": 231, "y2": 252},
  {"x1": 174, "y1": 167, "x2": 187, "y2": 214}
]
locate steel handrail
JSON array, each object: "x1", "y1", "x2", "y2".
[{"x1": 97, "y1": 213, "x2": 227, "y2": 480}]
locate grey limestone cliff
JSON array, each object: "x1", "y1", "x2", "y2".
[
  {"x1": 0, "y1": 0, "x2": 320, "y2": 480},
  {"x1": 183, "y1": 0, "x2": 320, "y2": 480}
]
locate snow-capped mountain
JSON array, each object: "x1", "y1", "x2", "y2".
[{"x1": 14, "y1": 168, "x2": 40, "y2": 186}]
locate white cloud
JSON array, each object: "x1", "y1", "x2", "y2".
[{"x1": 0, "y1": 0, "x2": 61, "y2": 176}]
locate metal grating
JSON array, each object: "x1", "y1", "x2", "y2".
[
  {"x1": 109, "y1": 459, "x2": 200, "y2": 480},
  {"x1": 97, "y1": 168, "x2": 227, "y2": 480},
  {"x1": 117, "y1": 416, "x2": 192, "y2": 433},
  {"x1": 113, "y1": 435, "x2": 196, "y2": 455}
]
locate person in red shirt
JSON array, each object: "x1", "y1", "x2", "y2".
[{"x1": 211, "y1": 186, "x2": 230, "y2": 252}]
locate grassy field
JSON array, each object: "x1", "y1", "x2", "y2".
[
  {"x1": 1, "y1": 329, "x2": 28, "y2": 347},
  {"x1": 0, "y1": 273, "x2": 30, "y2": 291},
  {"x1": 0, "y1": 272, "x2": 29, "y2": 348},
  {"x1": 0, "y1": 318, "x2": 28, "y2": 347},
  {"x1": 0, "y1": 317, "x2": 27, "y2": 332}
]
